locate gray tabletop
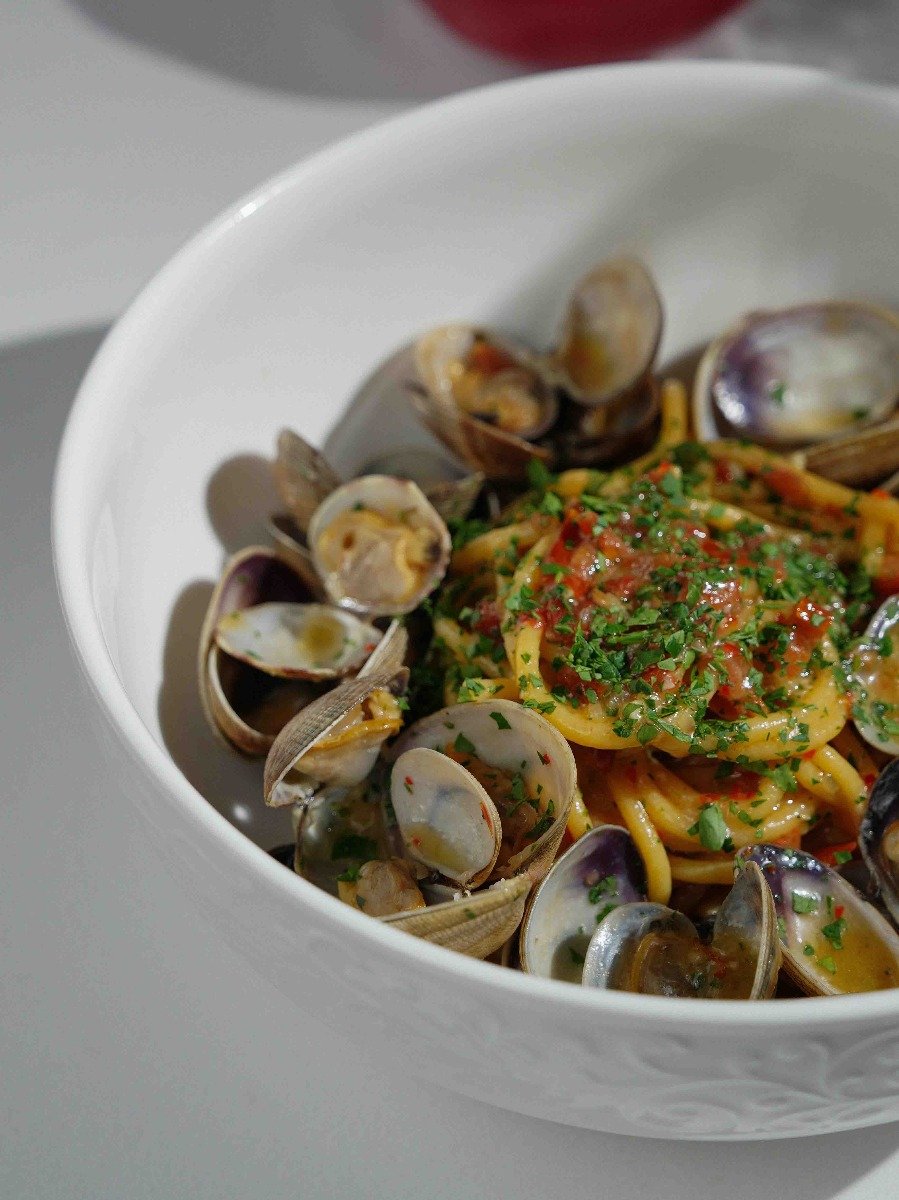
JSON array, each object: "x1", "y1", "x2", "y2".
[{"x1": 4, "y1": 2, "x2": 899, "y2": 1196}]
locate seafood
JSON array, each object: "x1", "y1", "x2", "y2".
[
  {"x1": 581, "y1": 862, "x2": 780, "y2": 999},
  {"x1": 308, "y1": 475, "x2": 451, "y2": 617},
  {"x1": 411, "y1": 256, "x2": 663, "y2": 479},
  {"x1": 740, "y1": 845, "x2": 899, "y2": 995},
  {"x1": 859, "y1": 759, "x2": 899, "y2": 928},
  {"x1": 520, "y1": 825, "x2": 647, "y2": 982},
  {"x1": 198, "y1": 546, "x2": 327, "y2": 754},
  {"x1": 846, "y1": 595, "x2": 899, "y2": 756},
  {"x1": 695, "y1": 300, "x2": 899, "y2": 484},
  {"x1": 197, "y1": 272, "x2": 899, "y2": 998}
]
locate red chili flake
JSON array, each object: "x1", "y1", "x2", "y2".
[
  {"x1": 871, "y1": 488, "x2": 891, "y2": 500},
  {"x1": 863, "y1": 773, "x2": 877, "y2": 790},
  {"x1": 802, "y1": 748, "x2": 817, "y2": 761},
  {"x1": 411, "y1": 836, "x2": 421, "y2": 848},
  {"x1": 404, "y1": 776, "x2": 414, "y2": 794},
  {"x1": 834, "y1": 905, "x2": 845, "y2": 920},
  {"x1": 538, "y1": 752, "x2": 551, "y2": 765}
]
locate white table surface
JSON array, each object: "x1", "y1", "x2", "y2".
[{"x1": 5, "y1": 2, "x2": 899, "y2": 1196}]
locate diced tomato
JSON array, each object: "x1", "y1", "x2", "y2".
[
  {"x1": 466, "y1": 340, "x2": 516, "y2": 377},
  {"x1": 764, "y1": 466, "x2": 811, "y2": 507},
  {"x1": 874, "y1": 556, "x2": 899, "y2": 599},
  {"x1": 472, "y1": 598, "x2": 502, "y2": 636},
  {"x1": 714, "y1": 460, "x2": 735, "y2": 484}
]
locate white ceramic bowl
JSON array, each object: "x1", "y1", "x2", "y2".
[{"x1": 53, "y1": 62, "x2": 899, "y2": 1140}]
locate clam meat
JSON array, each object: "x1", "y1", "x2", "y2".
[{"x1": 739, "y1": 844, "x2": 899, "y2": 995}]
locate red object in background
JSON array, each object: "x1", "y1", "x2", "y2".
[{"x1": 421, "y1": 0, "x2": 746, "y2": 66}]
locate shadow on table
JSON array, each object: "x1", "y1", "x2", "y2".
[{"x1": 73, "y1": 0, "x2": 520, "y2": 103}]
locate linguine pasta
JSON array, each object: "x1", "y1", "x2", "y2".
[{"x1": 425, "y1": 380, "x2": 899, "y2": 905}]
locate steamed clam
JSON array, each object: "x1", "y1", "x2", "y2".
[
  {"x1": 388, "y1": 699, "x2": 577, "y2": 884},
  {"x1": 411, "y1": 256, "x2": 663, "y2": 479},
  {"x1": 694, "y1": 300, "x2": 899, "y2": 485},
  {"x1": 740, "y1": 845, "x2": 899, "y2": 995},
  {"x1": 696, "y1": 301, "x2": 899, "y2": 445},
  {"x1": 308, "y1": 475, "x2": 451, "y2": 617},
  {"x1": 520, "y1": 824, "x2": 647, "y2": 982},
  {"x1": 581, "y1": 862, "x2": 780, "y2": 1000},
  {"x1": 264, "y1": 658, "x2": 409, "y2": 807},
  {"x1": 199, "y1": 546, "x2": 330, "y2": 755},
  {"x1": 845, "y1": 595, "x2": 899, "y2": 756},
  {"x1": 413, "y1": 326, "x2": 559, "y2": 480},
  {"x1": 272, "y1": 431, "x2": 463, "y2": 617},
  {"x1": 860, "y1": 759, "x2": 899, "y2": 928}
]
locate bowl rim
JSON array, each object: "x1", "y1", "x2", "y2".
[{"x1": 52, "y1": 59, "x2": 899, "y2": 1027}]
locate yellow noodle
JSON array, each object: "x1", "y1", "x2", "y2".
[{"x1": 606, "y1": 761, "x2": 672, "y2": 904}]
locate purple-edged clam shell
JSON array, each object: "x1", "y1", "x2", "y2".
[
  {"x1": 860, "y1": 758, "x2": 899, "y2": 928},
  {"x1": 198, "y1": 546, "x2": 324, "y2": 755},
  {"x1": 519, "y1": 824, "x2": 647, "y2": 982},
  {"x1": 695, "y1": 302, "x2": 899, "y2": 447},
  {"x1": 739, "y1": 843, "x2": 899, "y2": 995}
]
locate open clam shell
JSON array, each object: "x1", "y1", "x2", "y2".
[
  {"x1": 265, "y1": 513, "x2": 326, "y2": 596},
  {"x1": 388, "y1": 699, "x2": 576, "y2": 884},
  {"x1": 295, "y1": 781, "x2": 393, "y2": 896},
  {"x1": 794, "y1": 415, "x2": 899, "y2": 487},
  {"x1": 363, "y1": 448, "x2": 486, "y2": 526},
  {"x1": 214, "y1": 602, "x2": 382, "y2": 680},
  {"x1": 264, "y1": 665, "x2": 408, "y2": 807},
  {"x1": 860, "y1": 759, "x2": 899, "y2": 928},
  {"x1": 695, "y1": 301, "x2": 899, "y2": 449},
  {"x1": 413, "y1": 325, "x2": 557, "y2": 481},
  {"x1": 740, "y1": 844, "x2": 899, "y2": 995},
  {"x1": 845, "y1": 595, "x2": 899, "y2": 756},
  {"x1": 307, "y1": 475, "x2": 451, "y2": 617},
  {"x1": 198, "y1": 546, "x2": 325, "y2": 755},
  {"x1": 520, "y1": 825, "x2": 647, "y2": 982},
  {"x1": 381, "y1": 873, "x2": 532, "y2": 960},
  {"x1": 390, "y1": 746, "x2": 502, "y2": 888},
  {"x1": 274, "y1": 428, "x2": 343, "y2": 534},
  {"x1": 582, "y1": 903, "x2": 696, "y2": 993},
  {"x1": 581, "y1": 862, "x2": 779, "y2": 999},
  {"x1": 550, "y1": 256, "x2": 663, "y2": 410}
]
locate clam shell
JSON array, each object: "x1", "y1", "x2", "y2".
[
  {"x1": 307, "y1": 475, "x2": 451, "y2": 617},
  {"x1": 793, "y1": 415, "x2": 899, "y2": 486},
  {"x1": 739, "y1": 844, "x2": 899, "y2": 995},
  {"x1": 845, "y1": 595, "x2": 899, "y2": 756},
  {"x1": 381, "y1": 874, "x2": 532, "y2": 959},
  {"x1": 551, "y1": 257, "x2": 663, "y2": 410},
  {"x1": 214, "y1": 602, "x2": 382, "y2": 680},
  {"x1": 695, "y1": 301, "x2": 899, "y2": 449},
  {"x1": 198, "y1": 546, "x2": 321, "y2": 755},
  {"x1": 582, "y1": 902, "x2": 696, "y2": 992},
  {"x1": 413, "y1": 325, "x2": 557, "y2": 481},
  {"x1": 390, "y1": 746, "x2": 502, "y2": 887},
  {"x1": 274, "y1": 429, "x2": 343, "y2": 534},
  {"x1": 711, "y1": 861, "x2": 781, "y2": 1000},
  {"x1": 520, "y1": 825, "x2": 647, "y2": 982},
  {"x1": 264, "y1": 666, "x2": 408, "y2": 806},
  {"x1": 859, "y1": 758, "x2": 899, "y2": 928},
  {"x1": 581, "y1": 862, "x2": 779, "y2": 998},
  {"x1": 389, "y1": 699, "x2": 576, "y2": 883}
]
